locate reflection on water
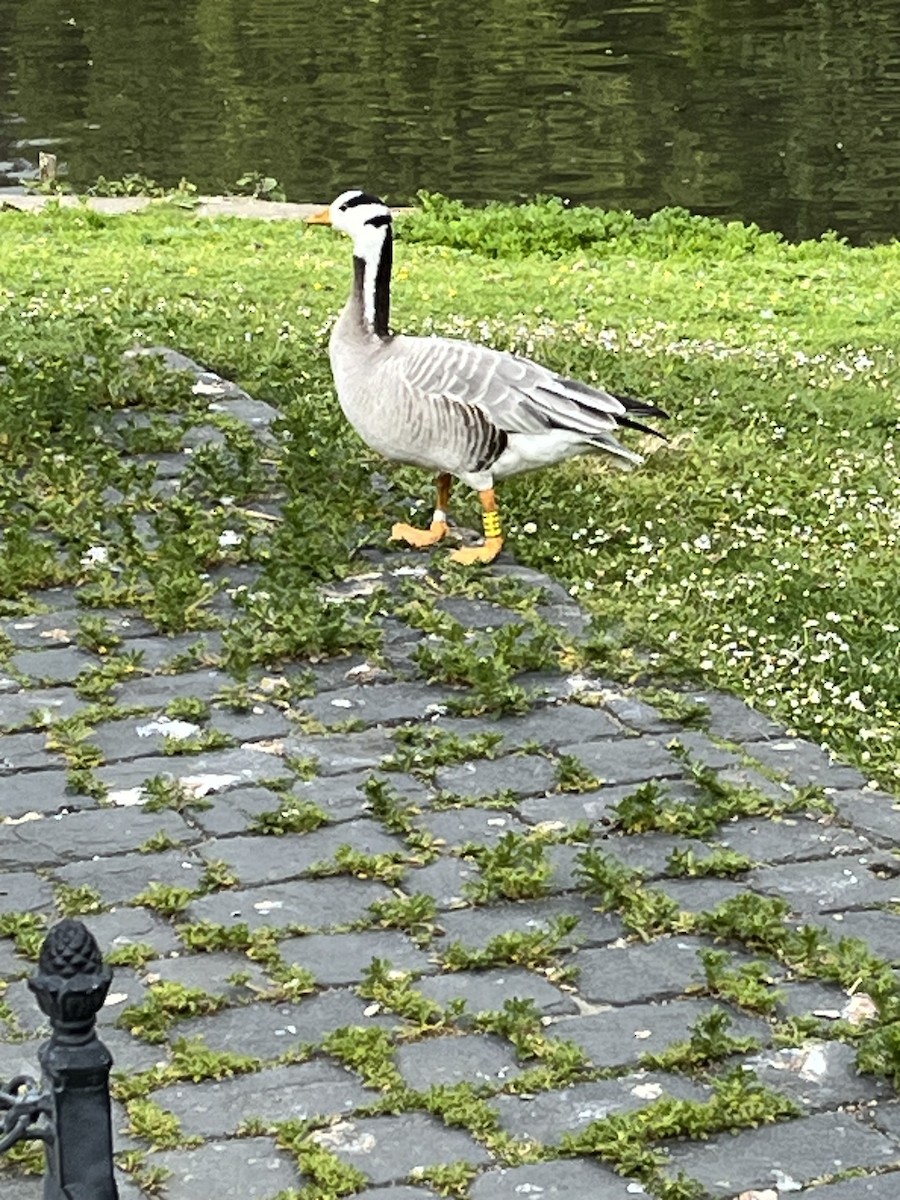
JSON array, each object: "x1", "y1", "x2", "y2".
[{"x1": 1, "y1": 0, "x2": 898, "y2": 243}]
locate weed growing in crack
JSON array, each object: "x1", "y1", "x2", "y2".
[
  {"x1": 575, "y1": 847, "x2": 683, "y2": 941},
  {"x1": 694, "y1": 949, "x2": 781, "y2": 1015},
  {"x1": 639, "y1": 1007, "x2": 761, "y2": 1074},
  {"x1": 554, "y1": 752, "x2": 601, "y2": 793},
  {"x1": 381, "y1": 725, "x2": 504, "y2": 776},
  {"x1": 366, "y1": 893, "x2": 438, "y2": 943},
  {"x1": 141, "y1": 775, "x2": 210, "y2": 813},
  {"x1": 322, "y1": 1025, "x2": 404, "y2": 1092},
  {"x1": 413, "y1": 615, "x2": 561, "y2": 717},
  {"x1": 441, "y1": 915, "x2": 579, "y2": 977},
  {"x1": 666, "y1": 846, "x2": 753, "y2": 878},
  {"x1": 462, "y1": 831, "x2": 554, "y2": 902},
  {"x1": 250, "y1": 796, "x2": 328, "y2": 836},
  {"x1": 274, "y1": 1124, "x2": 370, "y2": 1200},
  {"x1": 358, "y1": 959, "x2": 444, "y2": 1028},
  {"x1": 54, "y1": 883, "x2": 105, "y2": 917}
]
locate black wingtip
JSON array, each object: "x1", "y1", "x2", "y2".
[{"x1": 612, "y1": 390, "x2": 670, "y2": 421}]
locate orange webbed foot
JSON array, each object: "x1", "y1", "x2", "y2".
[
  {"x1": 390, "y1": 520, "x2": 449, "y2": 548},
  {"x1": 449, "y1": 536, "x2": 504, "y2": 566}
]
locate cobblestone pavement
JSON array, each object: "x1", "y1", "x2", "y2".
[{"x1": 2, "y1": 353, "x2": 900, "y2": 1200}]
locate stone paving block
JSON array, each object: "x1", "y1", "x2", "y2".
[
  {"x1": 405, "y1": 855, "x2": 480, "y2": 908},
  {"x1": 748, "y1": 856, "x2": 900, "y2": 915},
  {"x1": 493, "y1": 1071, "x2": 710, "y2": 1144},
  {"x1": 0, "y1": 1039, "x2": 41, "y2": 1083},
  {"x1": 831, "y1": 790, "x2": 900, "y2": 846},
  {"x1": 295, "y1": 769, "x2": 426, "y2": 823},
  {"x1": 209, "y1": 705, "x2": 294, "y2": 743},
  {"x1": 0, "y1": 870, "x2": 56, "y2": 914},
  {"x1": 656, "y1": 876, "x2": 746, "y2": 914},
  {"x1": 154, "y1": 1060, "x2": 376, "y2": 1136},
  {"x1": 0, "y1": 767, "x2": 89, "y2": 818},
  {"x1": 151, "y1": 1137, "x2": 302, "y2": 1199},
  {"x1": 518, "y1": 783, "x2": 634, "y2": 827},
  {"x1": 663, "y1": 1109, "x2": 899, "y2": 1197},
  {"x1": 416, "y1": 806, "x2": 528, "y2": 847},
  {"x1": 298, "y1": 682, "x2": 449, "y2": 728},
  {"x1": 747, "y1": 738, "x2": 869, "y2": 791},
  {"x1": 202, "y1": 820, "x2": 407, "y2": 888},
  {"x1": 718, "y1": 763, "x2": 797, "y2": 801},
  {"x1": 0, "y1": 806, "x2": 194, "y2": 868},
  {"x1": 8, "y1": 645, "x2": 100, "y2": 684},
  {"x1": 575, "y1": 936, "x2": 711, "y2": 1005},
  {"x1": 114, "y1": 669, "x2": 229, "y2": 709},
  {"x1": 98, "y1": 745, "x2": 287, "y2": 805},
  {"x1": 186, "y1": 876, "x2": 391, "y2": 930},
  {"x1": 188, "y1": 784, "x2": 279, "y2": 836},
  {"x1": 143, "y1": 951, "x2": 270, "y2": 998},
  {"x1": 105, "y1": 1025, "x2": 171, "y2": 1076},
  {"x1": 176, "y1": 989, "x2": 394, "y2": 1056},
  {"x1": 312, "y1": 1111, "x2": 492, "y2": 1184},
  {"x1": 774, "y1": 980, "x2": 853, "y2": 1022},
  {"x1": 396, "y1": 1032, "x2": 521, "y2": 1090},
  {"x1": 666, "y1": 729, "x2": 743, "y2": 771},
  {"x1": 747, "y1": 1041, "x2": 890, "y2": 1111},
  {"x1": 355, "y1": 1189, "x2": 438, "y2": 1200},
  {"x1": 0, "y1": 942, "x2": 31, "y2": 978},
  {"x1": 801, "y1": 1173, "x2": 900, "y2": 1199},
  {"x1": 544, "y1": 999, "x2": 767, "y2": 1070},
  {"x1": 278, "y1": 930, "x2": 435, "y2": 985},
  {"x1": 692, "y1": 689, "x2": 786, "y2": 743},
  {"x1": 122, "y1": 631, "x2": 223, "y2": 672},
  {"x1": 470, "y1": 1158, "x2": 641, "y2": 1199},
  {"x1": 492, "y1": 702, "x2": 623, "y2": 749},
  {"x1": 53, "y1": 847, "x2": 205, "y2": 904},
  {"x1": 434, "y1": 754, "x2": 557, "y2": 802},
  {"x1": 286, "y1": 728, "x2": 396, "y2": 775},
  {"x1": 91, "y1": 905, "x2": 184, "y2": 958},
  {"x1": 808, "y1": 909, "x2": 900, "y2": 964},
  {"x1": 0, "y1": 730, "x2": 65, "y2": 771},
  {"x1": 598, "y1": 694, "x2": 681, "y2": 735},
  {"x1": 0, "y1": 1177, "x2": 42, "y2": 1199},
  {"x1": 434, "y1": 896, "x2": 623, "y2": 954},
  {"x1": 0, "y1": 685, "x2": 84, "y2": 731},
  {"x1": 599, "y1": 830, "x2": 712, "y2": 878},
  {"x1": 717, "y1": 815, "x2": 872, "y2": 864},
  {"x1": 90, "y1": 713, "x2": 209, "y2": 762},
  {"x1": 416, "y1": 966, "x2": 577, "y2": 1017},
  {"x1": 561, "y1": 737, "x2": 683, "y2": 786},
  {"x1": 870, "y1": 1098, "x2": 900, "y2": 1140},
  {"x1": 435, "y1": 597, "x2": 523, "y2": 629}
]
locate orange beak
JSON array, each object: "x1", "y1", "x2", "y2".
[{"x1": 306, "y1": 206, "x2": 332, "y2": 225}]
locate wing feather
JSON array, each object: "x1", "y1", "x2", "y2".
[{"x1": 382, "y1": 334, "x2": 664, "y2": 441}]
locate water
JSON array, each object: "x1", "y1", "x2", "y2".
[{"x1": 1, "y1": 0, "x2": 899, "y2": 243}]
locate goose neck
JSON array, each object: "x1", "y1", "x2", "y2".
[{"x1": 351, "y1": 225, "x2": 392, "y2": 338}]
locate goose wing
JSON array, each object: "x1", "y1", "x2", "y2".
[{"x1": 385, "y1": 334, "x2": 666, "y2": 439}]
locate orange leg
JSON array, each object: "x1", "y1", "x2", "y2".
[
  {"x1": 450, "y1": 487, "x2": 504, "y2": 565},
  {"x1": 391, "y1": 473, "x2": 452, "y2": 548}
]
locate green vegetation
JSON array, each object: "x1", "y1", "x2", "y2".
[
  {"x1": 2, "y1": 194, "x2": 900, "y2": 1196},
  {"x1": 0, "y1": 200, "x2": 897, "y2": 787}
]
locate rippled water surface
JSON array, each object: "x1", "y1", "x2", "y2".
[{"x1": 1, "y1": 0, "x2": 899, "y2": 242}]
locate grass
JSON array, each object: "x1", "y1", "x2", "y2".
[
  {"x1": 2, "y1": 192, "x2": 900, "y2": 1196},
  {"x1": 0, "y1": 198, "x2": 897, "y2": 786}
]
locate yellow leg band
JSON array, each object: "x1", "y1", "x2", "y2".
[{"x1": 482, "y1": 510, "x2": 502, "y2": 539}]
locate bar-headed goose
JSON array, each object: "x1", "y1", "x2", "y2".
[{"x1": 308, "y1": 189, "x2": 667, "y2": 564}]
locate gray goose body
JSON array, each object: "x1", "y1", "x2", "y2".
[{"x1": 310, "y1": 190, "x2": 668, "y2": 563}]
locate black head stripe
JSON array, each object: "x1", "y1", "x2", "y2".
[
  {"x1": 342, "y1": 191, "x2": 384, "y2": 210},
  {"x1": 365, "y1": 213, "x2": 392, "y2": 228}
]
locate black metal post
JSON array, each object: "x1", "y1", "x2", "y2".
[{"x1": 27, "y1": 919, "x2": 118, "y2": 1200}]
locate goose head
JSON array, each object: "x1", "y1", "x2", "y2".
[{"x1": 307, "y1": 190, "x2": 393, "y2": 258}]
